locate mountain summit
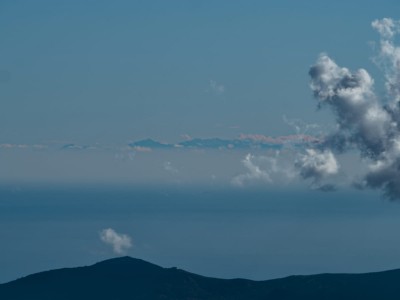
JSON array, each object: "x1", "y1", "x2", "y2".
[{"x1": 1, "y1": 256, "x2": 400, "y2": 299}]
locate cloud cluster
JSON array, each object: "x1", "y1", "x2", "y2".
[
  {"x1": 232, "y1": 149, "x2": 339, "y2": 191},
  {"x1": 372, "y1": 18, "x2": 400, "y2": 40},
  {"x1": 297, "y1": 149, "x2": 339, "y2": 181},
  {"x1": 232, "y1": 151, "x2": 297, "y2": 187},
  {"x1": 303, "y1": 18, "x2": 400, "y2": 199},
  {"x1": 232, "y1": 154, "x2": 272, "y2": 186},
  {"x1": 100, "y1": 228, "x2": 132, "y2": 255}
]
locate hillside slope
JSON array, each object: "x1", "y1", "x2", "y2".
[{"x1": 1, "y1": 256, "x2": 400, "y2": 299}]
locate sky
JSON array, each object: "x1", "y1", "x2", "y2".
[
  {"x1": 1, "y1": 0, "x2": 398, "y2": 145},
  {"x1": 1, "y1": 0, "x2": 400, "y2": 187},
  {"x1": 3, "y1": 0, "x2": 400, "y2": 284}
]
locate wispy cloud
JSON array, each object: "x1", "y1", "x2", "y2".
[
  {"x1": 209, "y1": 79, "x2": 225, "y2": 95},
  {"x1": 0, "y1": 143, "x2": 48, "y2": 149},
  {"x1": 100, "y1": 228, "x2": 132, "y2": 255},
  {"x1": 238, "y1": 133, "x2": 320, "y2": 145},
  {"x1": 232, "y1": 151, "x2": 299, "y2": 187},
  {"x1": 282, "y1": 115, "x2": 323, "y2": 136}
]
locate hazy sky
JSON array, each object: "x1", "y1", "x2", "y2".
[
  {"x1": 2, "y1": 0, "x2": 400, "y2": 192},
  {"x1": 4, "y1": 1, "x2": 400, "y2": 283},
  {"x1": 1, "y1": 0, "x2": 399, "y2": 144}
]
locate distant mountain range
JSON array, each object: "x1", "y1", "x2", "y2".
[
  {"x1": 1, "y1": 256, "x2": 400, "y2": 299},
  {"x1": 0, "y1": 134, "x2": 320, "y2": 152},
  {"x1": 129, "y1": 134, "x2": 320, "y2": 151}
]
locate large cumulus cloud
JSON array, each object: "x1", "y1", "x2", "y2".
[{"x1": 304, "y1": 18, "x2": 400, "y2": 199}]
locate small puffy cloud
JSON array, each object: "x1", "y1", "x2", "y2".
[
  {"x1": 100, "y1": 228, "x2": 132, "y2": 255},
  {"x1": 232, "y1": 154, "x2": 271, "y2": 186},
  {"x1": 372, "y1": 18, "x2": 400, "y2": 39},
  {"x1": 259, "y1": 151, "x2": 298, "y2": 182},
  {"x1": 209, "y1": 80, "x2": 225, "y2": 95},
  {"x1": 296, "y1": 149, "x2": 339, "y2": 182},
  {"x1": 232, "y1": 152, "x2": 298, "y2": 187}
]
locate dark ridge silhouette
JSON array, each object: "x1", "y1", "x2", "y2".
[{"x1": 1, "y1": 256, "x2": 400, "y2": 299}]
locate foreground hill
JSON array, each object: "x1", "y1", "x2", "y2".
[{"x1": 1, "y1": 256, "x2": 400, "y2": 299}]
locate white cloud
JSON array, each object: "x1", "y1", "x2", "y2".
[
  {"x1": 372, "y1": 18, "x2": 400, "y2": 103},
  {"x1": 296, "y1": 149, "x2": 339, "y2": 181},
  {"x1": 309, "y1": 53, "x2": 393, "y2": 156},
  {"x1": 100, "y1": 228, "x2": 132, "y2": 255},
  {"x1": 282, "y1": 115, "x2": 322, "y2": 136},
  {"x1": 209, "y1": 80, "x2": 225, "y2": 95},
  {"x1": 372, "y1": 18, "x2": 400, "y2": 39},
  {"x1": 232, "y1": 151, "x2": 299, "y2": 187},
  {"x1": 232, "y1": 154, "x2": 271, "y2": 186},
  {"x1": 303, "y1": 18, "x2": 400, "y2": 199}
]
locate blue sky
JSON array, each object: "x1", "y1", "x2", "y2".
[
  {"x1": 2, "y1": 0, "x2": 400, "y2": 191},
  {"x1": 1, "y1": 0, "x2": 398, "y2": 144},
  {"x1": 4, "y1": 1, "x2": 400, "y2": 283}
]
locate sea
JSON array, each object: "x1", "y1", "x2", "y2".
[{"x1": 1, "y1": 184, "x2": 400, "y2": 283}]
